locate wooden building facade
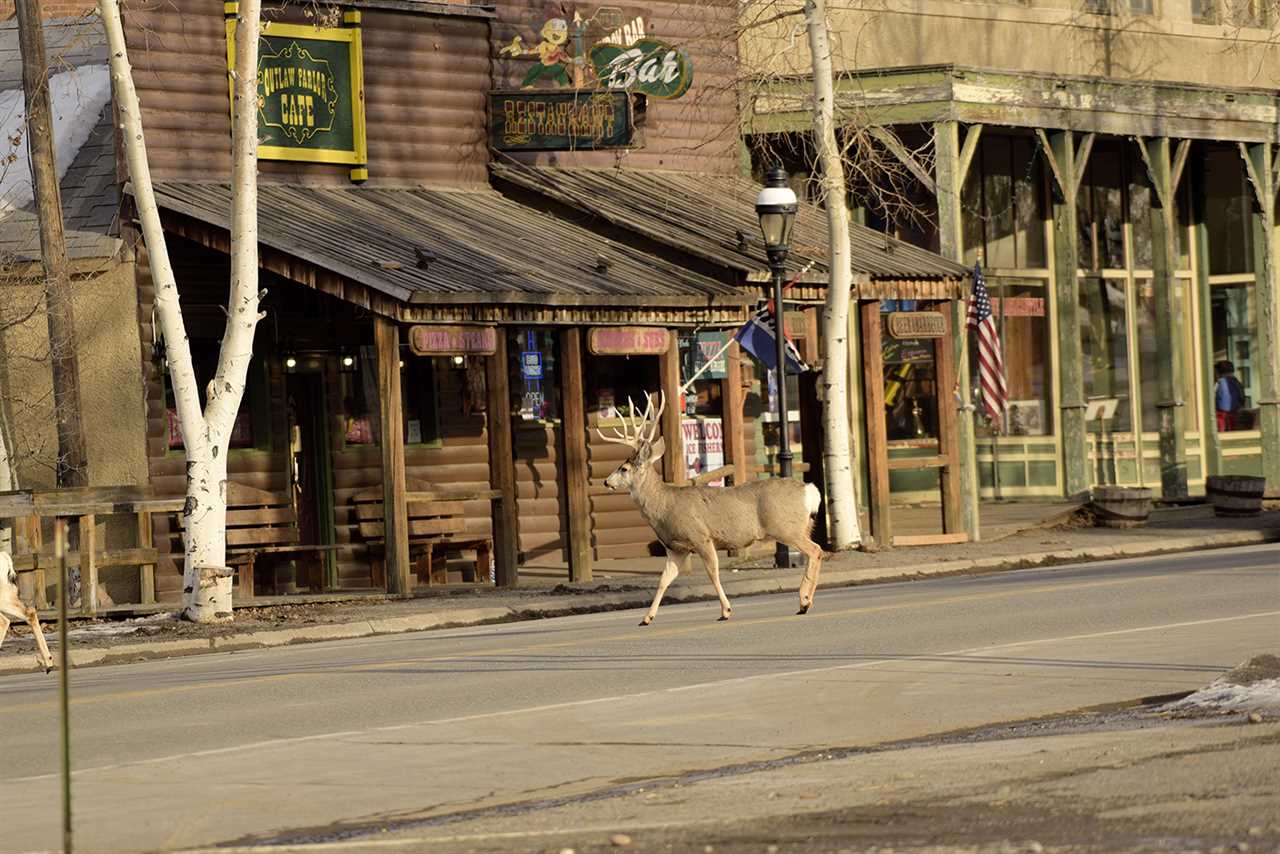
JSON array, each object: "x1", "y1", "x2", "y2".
[
  {"x1": 744, "y1": 3, "x2": 1280, "y2": 503},
  {"x1": 109, "y1": 0, "x2": 970, "y2": 601}
]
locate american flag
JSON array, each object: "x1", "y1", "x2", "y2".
[{"x1": 967, "y1": 261, "x2": 1007, "y2": 430}]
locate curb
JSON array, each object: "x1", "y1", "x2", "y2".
[{"x1": 2, "y1": 529, "x2": 1276, "y2": 675}]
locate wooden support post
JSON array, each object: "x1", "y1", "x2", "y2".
[
  {"x1": 1241, "y1": 142, "x2": 1280, "y2": 491},
  {"x1": 137, "y1": 510, "x2": 156, "y2": 604},
  {"x1": 934, "y1": 119, "x2": 981, "y2": 540},
  {"x1": 26, "y1": 515, "x2": 48, "y2": 609},
  {"x1": 486, "y1": 331, "x2": 519, "y2": 587},
  {"x1": 658, "y1": 332, "x2": 686, "y2": 485},
  {"x1": 724, "y1": 340, "x2": 748, "y2": 487},
  {"x1": 848, "y1": 301, "x2": 869, "y2": 534},
  {"x1": 81, "y1": 513, "x2": 97, "y2": 615},
  {"x1": 1046, "y1": 129, "x2": 1090, "y2": 498},
  {"x1": 934, "y1": 312, "x2": 963, "y2": 534},
  {"x1": 559, "y1": 327, "x2": 592, "y2": 582},
  {"x1": 375, "y1": 317, "x2": 411, "y2": 596},
  {"x1": 1191, "y1": 153, "x2": 1223, "y2": 478},
  {"x1": 860, "y1": 302, "x2": 891, "y2": 547},
  {"x1": 1135, "y1": 137, "x2": 1189, "y2": 498}
]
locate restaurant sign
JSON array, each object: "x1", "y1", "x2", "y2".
[
  {"x1": 588, "y1": 326, "x2": 671, "y2": 356},
  {"x1": 409, "y1": 325, "x2": 498, "y2": 356},
  {"x1": 589, "y1": 38, "x2": 693, "y2": 100},
  {"x1": 887, "y1": 312, "x2": 946, "y2": 340},
  {"x1": 225, "y1": 13, "x2": 368, "y2": 179},
  {"x1": 489, "y1": 90, "x2": 632, "y2": 151}
]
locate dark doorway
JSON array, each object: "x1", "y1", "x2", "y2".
[{"x1": 286, "y1": 370, "x2": 337, "y2": 588}]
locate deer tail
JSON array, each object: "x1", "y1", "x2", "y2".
[{"x1": 803, "y1": 483, "x2": 822, "y2": 516}]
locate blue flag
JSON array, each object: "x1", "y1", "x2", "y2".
[{"x1": 733, "y1": 307, "x2": 809, "y2": 375}]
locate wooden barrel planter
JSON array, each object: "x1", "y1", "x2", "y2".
[
  {"x1": 1090, "y1": 486, "x2": 1153, "y2": 528},
  {"x1": 1205, "y1": 475, "x2": 1267, "y2": 517}
]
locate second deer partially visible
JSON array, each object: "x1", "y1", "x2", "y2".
[{"x1": 600, "y1": 392, "x2": 825, "y2": 625}]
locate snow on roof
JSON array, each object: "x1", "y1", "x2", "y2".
[{"x1": 0, "y1": 16, "x2": 118, "y2": 261}]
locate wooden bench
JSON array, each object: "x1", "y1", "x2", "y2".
[
  {"x1": 353, "y1": 482, "x2": 493, "y2": 587},
  {"x1": 176, "y1": 482, "x2": 340, "y2": 599}
]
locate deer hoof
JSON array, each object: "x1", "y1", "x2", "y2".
[
  {"x1": 639, "y1": 617, "x2": 652, "y2": 627},
  {"x1": 796, "y1": 604, "x2": 810, "y2": 615},
  {"x1": 718, "y1": 615, "x2": 730, "y2": 622}
]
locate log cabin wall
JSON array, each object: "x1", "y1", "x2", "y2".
[
  {"x1": 328, "y1": 355, "x2": 492, "y2": 588},
  {"x1": 514, "y1": 422, "x2": 567, "y2": 563},
  {"x1": 491, "y1": 0, "x2": 740, "y2": 175},
  {"x1": 121, "y1": 0, "x2": 490, "y2": 187}
]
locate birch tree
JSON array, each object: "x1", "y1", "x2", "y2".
[
  {"x1": 804, "y1": 0, "x2": 861, "y2": 549},
  {"x1": 100, "y1": 0, "x2": 263, "y2": 622}
]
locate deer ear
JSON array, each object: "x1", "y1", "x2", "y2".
[{"x1": 647, "y1": 436, "x2": 665, "y2": 464}]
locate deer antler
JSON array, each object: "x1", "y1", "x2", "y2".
[
  {"x1": 595, "y1": 395, "x2": 644, "y2": 447},
  {"x1": 593, "y1": 391, "x2": 666, "y2": 447}
]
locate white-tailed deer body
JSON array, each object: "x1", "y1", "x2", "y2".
[
  {"x1": 600, "y1": 393, "x2": 825, "y2": 625},
  {"x1": 0, "y1": 552, "x2": 55, "y2": 672}
]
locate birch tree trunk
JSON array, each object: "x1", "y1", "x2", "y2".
[
  {"x1": 0, "y1": 408, "x2": 13, "y2": 555},
  {"x1": 806, "y1": 0, "x2": 863, "y2": 549},
  {"x1": 101, "y1": 0, "x2": 262, "y2": 621}
]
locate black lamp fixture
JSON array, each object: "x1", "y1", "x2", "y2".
[{"x1": 755, "y1": 166, "x2": 799, "y2": 570}]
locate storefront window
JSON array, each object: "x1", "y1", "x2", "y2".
[
  {"x1": 1077, "y1": 141, "x2": 1126, "y2": 270},
  {"x1": 1079, "y1": 276, "x2": 1133, "y2": 433},
  {"x1": 166, "y1": 339, "x2": 262, "y2": 450},
  {"x1": 992, "y1": 281, "x2": 1053, "y2": 436},
  {"x1": 509, "y1": 329, "x2": 560, "y2": 422},
  {"x1": 1135, "y1": 280, "x2": 1198, "y2": 435},
  {"x1": 1211, "y1": 284, "x2": 1259, "y2": 431},
  {"x1": 1205, "y1": 145, "x2": 1254, "y2": 276},
  {"x1": 678, "y1": 330, "x2": 727, "y2": 417},
  {"x1": 882, "y1": 301, "x2": 939, "y2": 442},
  {"x1": 961, "y1": 134, "x2": 1046, "y2": 269},
  {"x1": 341, "y1": 348, "x2": 441, "y2": 446}
]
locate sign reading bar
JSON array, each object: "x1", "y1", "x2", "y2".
[
  {"x1": 225, "y1": 14, "x2": 368, "y2": 180},
  {"x1": 589, "y1": 38, "x2": 693, "y2": 100},
  {"x1": 409, "y1": 325, "x2": 498, "y2": 356},
  {"x1": 489, "y1": 90, "x2": 632, "y2": 151},
  {"x1": 887, "y1": 312, "x2": 946, "y2": 340},
  {"x1": 588, "y1": 326, "x2": 670, "y2": 356}
]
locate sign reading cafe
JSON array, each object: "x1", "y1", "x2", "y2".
[{"x1": 225, "y1": 10, "x2": 368, "y2": 181}]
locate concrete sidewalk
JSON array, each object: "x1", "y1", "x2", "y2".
[{"x1": 2, "y1": 504, "x2": 1278, "y2": 675}]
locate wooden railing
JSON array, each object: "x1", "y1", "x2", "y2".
[{"x1": 0, "y1": 487, "x2": 183, "y2": 615}]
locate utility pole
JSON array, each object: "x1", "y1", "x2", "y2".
[{"x1": 16, "y1": 0, "x2": 89, "y2": 487}]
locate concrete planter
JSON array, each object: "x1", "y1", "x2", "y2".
[
  {"x1": 1205, "y1": 475, "x2": 1266, "y2": 517},
  {"x1": 1090, "y1": 486, "x2": 1153, "y2": 528}
]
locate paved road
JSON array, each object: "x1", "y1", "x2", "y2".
[{"x1": 3, "y1": 544, "x2": 1277, "y2": 852}]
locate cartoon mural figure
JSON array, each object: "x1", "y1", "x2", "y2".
[{"x1": 499, "y1": 17, "x2": 573, "y2": 88}]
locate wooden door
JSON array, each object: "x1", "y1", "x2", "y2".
[{"x1": 862, "y1": 300, "x2": 966, "y2": 547}]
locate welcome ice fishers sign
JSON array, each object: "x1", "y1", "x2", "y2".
[{"x1": 225, "y1": 9, "x2": 368, "y2": 181}]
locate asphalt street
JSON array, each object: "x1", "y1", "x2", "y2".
[{"x1": 2, "y1": 544, "x2": 1277, "y2": 852}]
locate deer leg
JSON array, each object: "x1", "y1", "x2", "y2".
[
  {"x1": 640, "y1": 550, "x2": 684, "y2": 626},
  {"x1": 24, "y1": 607, "x2": 54, "y2": 673},
  {"x1": 0, "y1": 613, "x2": 9, "y2": 650},
  {"x1": 697, "y1": 543, "x2": 732, "y2": 621},
  {"x1": 794, "y1": 538, "x2": 826, "y2": 615}
]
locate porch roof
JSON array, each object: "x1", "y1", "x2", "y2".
[
  {"x1": 490, "y1": 164, "x2": 969, "y2": 283},
  {"x1": 146, "y1": 182, "x2": 751, "y2": 311}
]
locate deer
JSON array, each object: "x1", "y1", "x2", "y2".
[
  {"x1": 599, "y1": 392, "x2": 826, "y2": 626},
  {"x1": 1, "y1": 552, "x2": 55, "y2": 673}
]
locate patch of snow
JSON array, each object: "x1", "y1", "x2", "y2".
[
  {"x1": 1162, "y1": 654, "x2": 1280, "y2": 716},
  {"x1": 0, "y1": 63, "x2": 111, "y2": 216}
]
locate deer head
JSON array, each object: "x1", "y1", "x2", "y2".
[{"x1": 598, "y1": 392, "x2": 666, "y2": 492}]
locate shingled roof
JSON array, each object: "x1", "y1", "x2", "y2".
[
  {"x1": 148, "y1": 182, "x2": 752, "y2": 309},
  {"x1": 491, "y1": 164, "x2": 969, "y2": 283},
  {"x1": 0, "y1": 16, "x2": 118, "y2": 263}
]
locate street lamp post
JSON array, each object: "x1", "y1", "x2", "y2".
[{"x1": 756, "y1": 167, "x2": 799, "y2": 569}]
